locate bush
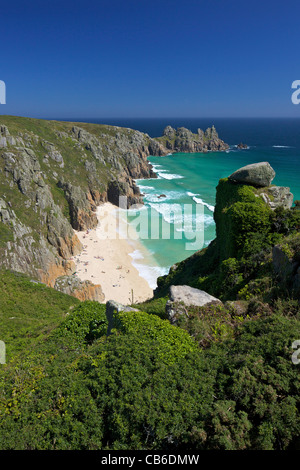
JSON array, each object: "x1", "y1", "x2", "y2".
[
  {"x1": 54, "y1": 301, "x2": 108, "y2": 345},
  {"x1": 113, "y1": 310, "x2": 197, "y2": 365}
]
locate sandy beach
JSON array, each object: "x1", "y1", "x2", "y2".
[{"x1": 73, "y1": 203, "x2": 154, "y2": 305}]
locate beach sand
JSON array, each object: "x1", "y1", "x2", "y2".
[{"x1": 73, "y1": 202, "x2": 154, "y2": 305}]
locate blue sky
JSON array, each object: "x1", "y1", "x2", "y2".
[{"x1": 1, "y1": 0, "x2": 300, "y2": 118}]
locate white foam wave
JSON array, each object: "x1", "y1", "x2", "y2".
[
  {"x1": 145, "y1": 190, "x2": 185, "y2": 203},
  {"x1": 272, "y1": 145, "x2": 294, "y2": 148},
  {"x1": 150, "y1": 164, "x2": 164, "y2": 172},
  {"x1": 204, "y1": 238, "x2": 214, "y2": 247},
  {"x1": 186, "y1": 191, "x2": 215, "y2": 212},
  {"x1": 158, "y1": 172, "x2": 184, "y2": 180},
  {"x1": 149, "y1": 202, "x2": 214, "y2": 228},
  {"x1": 129, "y1": 249, "x2": 169, "y2": 288},
  {"x1": 192, "y1": 197, "x2": 215, "y2": 212},
  {"x1": 138, "y1": 185, "x2": 155, "y2": 191}
]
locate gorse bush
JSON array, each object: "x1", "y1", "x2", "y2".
[
  {"x1": 1, "y1": 306, "x2": 299, "y2": 450},
  {"x1": 113, "y1": 310, "x2": 197, "y2": 365},
  {"x1": 54, "y1": 301, "x2": 108, "y2": 345}
]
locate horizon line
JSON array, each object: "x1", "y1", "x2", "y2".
[{"x1": 2, "y1": 114, "x2": 300, "y2": 121}]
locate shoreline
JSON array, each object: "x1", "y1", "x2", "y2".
[{"x1": 73, "y1": 203, "x2": 155, "y2": 305}]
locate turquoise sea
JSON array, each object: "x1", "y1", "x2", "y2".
[{"x1": 67, "y1": 118, "x2": 300, "y2": 288}]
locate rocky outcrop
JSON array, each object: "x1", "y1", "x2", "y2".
[
  {"x1": 259, "y1": 186, "x2": 294, "y2": 210},
  {"x1": 166, "y1": 285, "x2": 222, "y2": 324},
  {"x1": 154, "y1": 125, "x2": 229, "y2": 153},
  {"x1": 236, "y1": 143, "x2": 248, "y2": 149},
  {"x1": 57, "y1": 181, "x2": 99, "y2": 230},
  {"x1": 228, "y1": 162, "x2": 293, "y2": 210},
  {"x1": 0, "y1": 193, "x2": 80, "y2": 288},
  {"x1": 54, "y1": 275, "x2": 105, "y2": 302},
  {"x1": 229, "y1": 162, "x2": 275, "y2": 187}
]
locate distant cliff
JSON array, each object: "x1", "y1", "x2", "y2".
[{"x1": 154, "y1": 124, "x2": 229, "y2": 153}]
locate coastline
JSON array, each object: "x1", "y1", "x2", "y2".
[{"x1": 73, "y1": 203, "x2": 155, "y2": 305}]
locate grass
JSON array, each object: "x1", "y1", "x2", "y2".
[{"x1": 0, "y1": 270, "x2": 79, "y2": 361}]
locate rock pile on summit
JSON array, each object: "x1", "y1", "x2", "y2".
[{"x1": 228, "y1": 162, "x2": 293, "y2": 210}]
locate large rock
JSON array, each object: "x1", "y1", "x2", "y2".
[
  {"x1": 163, "y1": 125, "x2": 176, "y2": 139},
  {"x1": 106, "y1": 300, "x2": 139, "y2": 335},
  {"x1": 54, "y1": 275, "x2": 104, "y2": 302},
  {"x1": 229, "y1": 162, "x2": 275, "y2": 187},
  {"x1": 166, "y1": 285, "x2": 222, "y2": 324},
  {"x1": 57, "y1": 181, "x2": 98, "y2": 230}
]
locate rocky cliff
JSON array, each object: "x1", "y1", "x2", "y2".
[
  {"x1": 155, "y1": 124, "x2": 229, "y2": 153},
  {"x1": 0, "y1": 116, "x2": 228, "y2": 298},
  {"x1": 0, "y1": 117, "x2": 162, "y2": 295}
]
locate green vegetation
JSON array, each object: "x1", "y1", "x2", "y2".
[
  {"x1": 0, "y1": 270, "x2": 79, "y2": 359},
  {"x1": 156, "y1": 178, "x2": 300, "y2": 301},
  {"x1": 0, "y1": 120, "x2": 299, "y2": 450},
  {"x1": 114, "y1": 310, "x2": 197, "y2": 364},
  {"x1": 132, "y1": 296, "x2": 168, "y2": 319},
  {"x1": 0, "y1": 222, "x2": 14, "y2": 247},
  {"x1": 0, "y1": 280, "x2": 299, "y2": 449}
]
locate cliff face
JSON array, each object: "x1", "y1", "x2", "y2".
[
  {"x1": 154, "y1": 125, "x2": 229, "y2": 153},
  {"x1": 0, "y1": 117, "x2": 229, "y2": 298},
  {"x1": 0, "y1": 117, "x2": 164, "y2": 292}
]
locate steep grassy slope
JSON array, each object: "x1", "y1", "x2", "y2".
[{"x1": 0, "y1": 270, "x2": 80, "y2": 360}]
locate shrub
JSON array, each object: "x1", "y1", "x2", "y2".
[
  {"x1": 54, "y1": 301, "x2": 108, "y2": 345},
  {"x1": 113, "y1": 310, "x2": 197, "y2": 365}
]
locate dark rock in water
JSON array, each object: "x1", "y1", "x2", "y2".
[
  {"x1": 236, "y1": 142, "x2": 248, "y2": 149},
  {"x1": 228, "y1": 162, "x2": 276, "y2": 187},
  {"x1": 165, "y1": 285, "x2": 222, "y2": 324},
  {"x1": 157, "y1": 194, "x2": 166, "y2": 198},
  {"x1": 106, "y1": 300, "x2": 139, "y2": 335}
]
